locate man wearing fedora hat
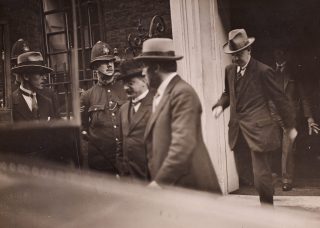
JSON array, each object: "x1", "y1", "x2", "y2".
[
  {"x1": 117, "y1": 59, "x2": 154, "y2": 180},
  {"x1": 136, "y1": 38, "x2": 220, "y2": 192},
  {"x1": 11, "y1": 51, "x2": 58, "y2": 122},
  {"x1": 80, "y1": 41, "x2": 127, "y2": 174},
  {"x1": 212, "y1": 29, "x2": 297, "y2": 205}
]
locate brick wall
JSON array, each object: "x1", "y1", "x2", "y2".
[{"x1": 101, "y1": 0, "x2": 172, "y2": 57}]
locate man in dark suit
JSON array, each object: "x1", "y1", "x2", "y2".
[
  {"x1": 11, "y1": 51, "x2": 58, "y2": 122},
  {"x1": 212, "y1": 29, "x2": 297, "y2": 205},
  {"x1": 270, "y1": 47, "x2": 319, "y2": 191},
  {"x1": 135, "y1": 38, "x2": 220, "y2": 193},
  {"x1": 118, "y1": 59, "x2": 154, "y2": 180}
]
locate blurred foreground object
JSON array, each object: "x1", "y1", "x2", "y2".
[{"x1": 0, "y1": 162, "x2": 319, "y2": 228}]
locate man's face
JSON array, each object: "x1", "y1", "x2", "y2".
[
  {"x1": 231, "y1": 49, "x2": 250, "y2": 67},
  {"x1": 274, "y1": 49, "x2": 286, "y2": 64},
  {"x1": 27, "y1": 73, "x2": 47, "y2": 90},
  {"x1": 142, "y1": 62, "x2": 161, "y2": 89},
  {"x1": 123, "y1": 76, "x2": 147, "y2": 99},
  {"x1": 97, "y1": 61, "x2": 115, "y2": 85}
]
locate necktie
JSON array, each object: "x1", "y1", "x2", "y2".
[
  {"x1": 31, "y1": 94, "x2": 39, "y2": 119},
  {"x1": 129, "y1": 100, "x2": 140, "y2": 122},
  {"x1": 236, "y1": 67, "x2": 245, "y2": 81}
]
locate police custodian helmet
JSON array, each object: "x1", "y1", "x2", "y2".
[
  {"x1": 90, "y1": 41, "x2": 115, "y2": 69},
  {"x1": 11, "y1": 38, "x2": 31, "y2": 64}
]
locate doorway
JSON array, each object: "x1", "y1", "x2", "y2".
[{"x1": 228, "y1": 0, "x2": 320, "y2": 195}]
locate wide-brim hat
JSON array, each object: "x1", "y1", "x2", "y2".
[
  {"x1": 11, "y1": 51, "x2": 53, "y2": 74},
  {"x1": 90, "y1": 41, "x2": 115, "y2": 69},
  {"x1": 223, "y1": 29, "x2": 255, "y2": 54},
  {"x1": 134, "y1": 38, "x2": 183, "y2": 61}
]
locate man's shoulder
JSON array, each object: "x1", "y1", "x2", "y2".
[
  {"x1": 253, "y1": 58, "x2": 273, "y2": 72},
  {"x1": 226, "y1": 63, "x2": 237, "y2": 71}
]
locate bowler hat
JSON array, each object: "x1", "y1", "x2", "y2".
[
  {"x1": 134, "y1": 38, "x2": 183, "y2": 61},
  {"x1": 11, "y1": 51, "x2": 53, "y2": 74},
  {"x1": 223, "y1": 29, "x2": 255, "y2": 54},
  {"x1": 11, "y1": 38, "x2": 30, "y2": 61},
  {"x1": 117, "y1": 59, "x2": 143, "y2": 81},
  {"x1": 90, "y1": 41, "x2": 115, "y2": 68}
]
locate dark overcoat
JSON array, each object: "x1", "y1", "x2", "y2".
[
  {"x1": 144, "y1": 75, "x2": 220, "y2": 193},
  {"x1": 119, "y1": 90, "x2": 154, "y2": 180},
  {"x1": 12, "y1": 89, "x2": 57, "y2": 122},
  {"x1": 213, "y1": 58, "x2": 295, "y2": 152}
]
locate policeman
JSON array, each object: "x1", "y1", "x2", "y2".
[
  {"x1": 80, "y1": 41, "x2": 127, "y2": 174},
  {"x1": 11, "y1": 39, "x2": 31, "y2": 91}
]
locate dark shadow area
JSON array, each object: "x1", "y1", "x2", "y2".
[{"x1": 228, "y1": 0, "x2": 320, "y2": 192}]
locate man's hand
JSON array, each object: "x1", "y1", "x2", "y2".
[
  {"x1": 148, "y1": 181, "x2": 162, "y2": 189},
  {"x1": 307, "y1": 117, "x2": 319, "y2": 135},
  {"x1": 285, "y1": 128, "x2": 298, "y2": 142},
  {"x1": 212, "y1": 106, "x2": 223, "y2": 119}
]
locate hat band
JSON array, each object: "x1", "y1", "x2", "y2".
[
  {"x1": 229, "y1": 39, "x2": 250, "y2": 51},
  {"x1": 140, "y1": 51, "x2": 176, "y2": 57},
  {"x1": 17, "y1": 60, "x2": 45, "y2": 66}
]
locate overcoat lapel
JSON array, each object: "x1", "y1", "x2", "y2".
[
  {"x1": 144, "y1": 75, "x2": 181, "y2": 139},
  {"x1": 37, "y1": 92, "x2": 52, "y2": 120},
  {"x1": 236, "y1": 58, "x2": 256, "y2": 102},
  {"x1": 121, "y1": 103, "x2": 131, "y2": 136},
  {"x1": 129, "y1": 93, "x2": 152, "y2": 132},
  {"x1": 13, "y1": 90, "x2": 34, "y2": 120},
  {"x1": 283, "y1": 69, "x2": 290, "y2": 91}
]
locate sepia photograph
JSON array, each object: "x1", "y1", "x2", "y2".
[{"x1": 0, "y1": 0, "x2": 319, "y2": 227}]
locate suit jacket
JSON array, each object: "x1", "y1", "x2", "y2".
[
  {"x1": 144, "y1": 75, "x2": 220, "y2": 193},
  {"x1": 119, "y1": 90, "x2": 154, "y2": 180},
  {"x1": 213, "y1": 58, "x2": 295, "y2": 152},
  {"x1": 269, "y1": 63, "x2": 312, "y2": 122},
  {"x1": 12, "y1": 89, "x2": 57, "y2": 122}
]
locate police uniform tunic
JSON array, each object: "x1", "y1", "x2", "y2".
[{"x1": 80, "y1": 80, "x2": 127, "y2": 173}]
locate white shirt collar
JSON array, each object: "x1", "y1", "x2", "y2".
[
  {"x1": 237, "y1": 56, "x2": 251, "y2": 75},
  {"x1": 20, "y1": 85, "x2": 36, "y2": 96},
  {"x1": 157, "y1": 72, "x2": 177, "y2": 96},
  {"x1": 132, "y1": 89, "x2": 149, "y2": 103},
  {"x1": 276, "y1": 61, "x2": 286, "y2": 67}
]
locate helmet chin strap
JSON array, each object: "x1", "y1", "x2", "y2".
[{"x1": 97, "y1": 71, "x2": 114, "y2": 85}]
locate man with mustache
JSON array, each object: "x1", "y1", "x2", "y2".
[
  {"x1": 11, "y1": 51, "x2": 57, "y2": 122},
  {"x1": 80, "y1": 41, "x2": 127, "y2": 174},
  {"x1": 212, "y1": 29, "x2": 296, "y2": 205},
  {"x1": 118, "y1": 59, "x2": 154, "y2": 180}
]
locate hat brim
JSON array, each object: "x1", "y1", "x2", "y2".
[
  {"x1": 90, "y1": 55, "x2": 115, "y2": 68},
  {"x1": 223, "y1": 37, "x2": 255, "y2": 54},
  {"x1": 134, "y1": 55, "x2": 183, "y2": 61},
  {"x1": 11, "y1": 65, "x2": 53, "y2": 74}
]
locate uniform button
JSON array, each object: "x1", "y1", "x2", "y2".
[
  {"x1": 113, "y1": 125, "x2": 117, "y2": 128},
  {"x1": 115, "y1": 138, "x2": 119, "y2": 141},
  {"x1": 112, "y1": 113, "x2": 115, "y2": 116},
  {"x1": 107, "y1": 89, "x2": 111, "y2": 93},
  {"x1": 94, "y1": 108, "x2": 97, "y2": 111}
]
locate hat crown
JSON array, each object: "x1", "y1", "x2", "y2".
[
  {"x1": 142, "y1": 38, "x2": 174, "y2": 53},
  {"x1": 135, "y1": 38, "x2": 183, "y2": 61},
  {"x1": 11, "y1": 38, "x2": 30, "y2": 60},
  {"x1": 91, "y1": 41, "x2": 113, "y2": 61},
  {"x1": 17, "y1": 51, "x2": 44, "y2": 65}
]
